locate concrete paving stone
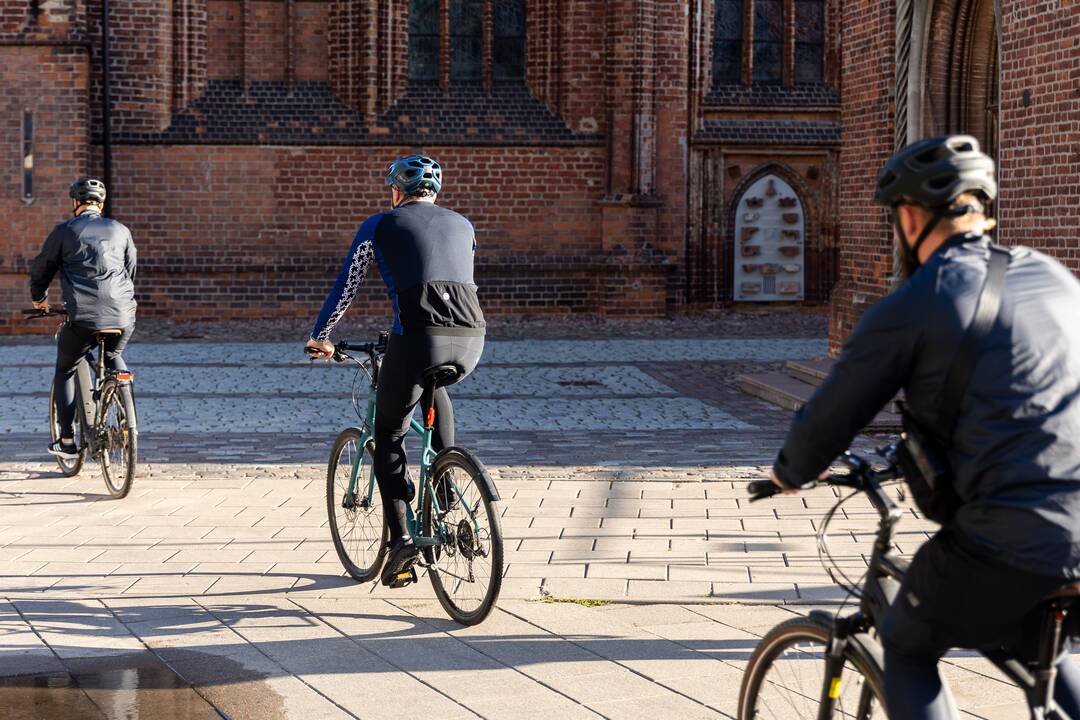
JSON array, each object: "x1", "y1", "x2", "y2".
[
  {"x1": 710, "y1": 582, "x2": 801, "y2": 604},
  {"x1": 593, "y1": 537, "x2": 671, "y2": 554},
  {"x1": 518, "y1": 538, "x2": 594, "y2": 553},
  {"x1": 599, "y1": 517, "x2": 672, "y2": 530},
  {"x1": 17, "y1": 547, "x2": 105, "y2": 563},
  {"x1": 586, "y1": 562, "x2": 667, "y2": 581},
  {"x1": 588, "y1": 689, "x2": 730, "y2": 720},
  {"x1": 90, "y1": 548, "x2": 180, "y2": 564},
  {"x1": 506, "y1": 563, "x2": 586, "y2": 579},
  {"x1": 551, "y1": 549, "x2": 628, "y2": 564},
  {"x1": 537, "y1": 578, "x2": 629, "y2": 601},
  {"x1": 528, "y1": 515, "x2": 604, "y2": 528},
  {"x1": 668, "y1": 565, "x2": 750, "y2": 583},
  {"x1": 123, "y1": 576, "x2": 221, "y2": 596}
]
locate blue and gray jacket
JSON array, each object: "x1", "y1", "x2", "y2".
[{"x1": 311, "y1": 201, "x2": 485, "y2": 341}]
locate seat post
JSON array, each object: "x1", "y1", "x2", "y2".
[
  {"x1": 97, "y1": 335, "x2": 107, "y2": 381},
  {"x1": 1035, "y1": 601, "x2": 1069, "y2": 712},
  {"x1": 420, "y1": 381, "x2": 436, "y2": 430}
]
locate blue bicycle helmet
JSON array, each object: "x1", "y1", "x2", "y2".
[{"x1": 386, "y1": 155, "x2": 442, "y2": 195}]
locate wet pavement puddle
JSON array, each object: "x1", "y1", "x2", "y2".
[{"x1": 0, "y1": 653, "x2": 227, "y2": 719}]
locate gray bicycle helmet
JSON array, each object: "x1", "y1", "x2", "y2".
[
  {"x1": 69, "y1": 177, "x2": 107, "y2": 204},
  {"x1": 874, "y1": 135, "x2": 997, "y2": 209},
  {"x1": 876, "y1": 136, "x2": 997, "y2": 274}
]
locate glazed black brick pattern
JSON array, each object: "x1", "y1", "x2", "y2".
[
  {"x1": 694, "y1": 119, "x2": 840, "y2": 146},
  {"x1": 704, "y1": 83, "x2": 840, "y2": 108},
  {"x1": 106, "y1": 80, "x2": 600, "y2": 147}
]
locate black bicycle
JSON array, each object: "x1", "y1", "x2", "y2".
[
  {"x1": 738, "y1": 444, "x2": 1079, "y2": 719},
  {"x1": 26, "y1": 309, "x2": 138, "y2": 498}
]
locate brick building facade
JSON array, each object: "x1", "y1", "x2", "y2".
[
  {"x1": 1, "y1": 0, "x2": 842, "y2": 334},
  {"x1": 830, "y1": 0, "x2": 1080, "y2": 351}
]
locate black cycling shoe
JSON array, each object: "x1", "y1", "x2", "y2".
[
  {"x1": 381, "y1": 539, "x2": 420, "y2": 588},
  {"x1": 47, "y1": 439, "x2": 79, "y2": 461}
]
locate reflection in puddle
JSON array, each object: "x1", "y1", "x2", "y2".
[{"x1": 0, "y1": 652, "x2": 268, "y2": 719}]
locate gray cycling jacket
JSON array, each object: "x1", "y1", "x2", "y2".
[
  {"x1": 29, "y1": 210, "x2": 137, "y2": 329},
  {"x1": 774, "y1": 233, "x2": 1080, "y2": 579}
]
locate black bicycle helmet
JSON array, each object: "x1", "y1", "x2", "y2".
[
  {"x1": 385, "y1": 155, "x2": 442, "y2": 195},
  {"x1": 69, "y1": 177, "x2": 107, "y2": 204},
  {"x1": 874, "y1": 135, "x2": 996, "y2": 209}
]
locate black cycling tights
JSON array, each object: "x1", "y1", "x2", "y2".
[
  {"x1": 885, "y1": 646, "x2": 1080, "y2": 719},
  {"x1": 372, "y1": 333, "x2": 484, "y2": 543},
  {"x1": 54, "y1": 323, "x2": 133, "y2": 438}
]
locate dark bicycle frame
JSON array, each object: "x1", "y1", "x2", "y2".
[{"x1": 753, "y1": 447, "x2": 1076, "y2": 720}]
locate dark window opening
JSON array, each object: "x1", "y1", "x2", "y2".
[
  {"x1": 795, "y1": 0, "x2": 825, "y2": 84},
  {"x1": 753, "y1": 0, "x2": 783, "y2": 84},
  {"x1": 494, "y1": 0, "x2": 525, "y2": 81},
  {"x1": 712, "y1": 0, "x2": 743, "y2": 87},
  {"x1": 408, "y1": 0, "x2": 440, "y2": 83},
  {"x1": 450, "y1": 0, "x2": 483, "y2": 82},
  {"x1": 22, "y1": 110, "x2": 33, "y2": 204}
]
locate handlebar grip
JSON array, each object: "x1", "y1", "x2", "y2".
[{"x1": 746, "y1": 480, "x2": 783, "y2": 502}]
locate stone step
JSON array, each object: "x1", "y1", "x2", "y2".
[
  {"x1": 784, "y1": 358, "x2": 904, "y2": 415},
  {"x1": 739, "y1": 371, "x2": 902, "y2": 431},
  {"x1": 785, "y1": 358, "x2": 833, "y2": 386}
]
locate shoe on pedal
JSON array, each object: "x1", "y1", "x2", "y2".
[
  {"x1": 381, "y1": 539, "x2": 419, "y2": 588},
  {"x1": 47, "y1": 439, "x2": 79, "y2": 461}
]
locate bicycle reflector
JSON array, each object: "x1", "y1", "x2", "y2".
[
  {"x1": 114, "y1": 372, "x2": 134, "y2": 382},
  {"x1": 426, "y1": 407, "x2": 436, "y2": 427}
]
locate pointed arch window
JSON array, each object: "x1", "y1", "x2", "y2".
[
  {"x1": 408, "y1": 0, "x2": 526, "y2": 86},
  {"x1": 711, "y1": 0, "x2": 827, "y2": 90}
]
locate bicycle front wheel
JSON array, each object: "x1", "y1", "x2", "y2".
[
  {"x1": 326, "y1": 427, "x2": 387, "y2": 582},
  {"x1": 99, "y1": 384, "x2": 137, "y2": 498},
  {"x1": 738, "y1": 615, "x2": 887, "y2": 720},
  {"x1": 423, "y1": 447, "x2": 503, "y2": 626},
  {"x1": 49, "y1": 381, "x2": 84, "y2": 477}
]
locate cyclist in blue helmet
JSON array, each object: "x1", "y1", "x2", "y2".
[{"x1": 306, "y1": 154, "x2": 485, "y2": 588}]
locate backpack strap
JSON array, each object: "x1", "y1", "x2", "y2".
[{"x1": 938, "y1": 244, "x2": 1011, "y2": 442}]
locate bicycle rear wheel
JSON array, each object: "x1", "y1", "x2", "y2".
[
  {"x1": 48, "y1": 381, "x2": 84, "y2": 477},
  {"x1": 327, "y1": 427, "x2": 387, "y2": 582},
  {"x1": 423, "y1": 447, "x2": 503, "y2": 626},
  {"x1": 738, "y1": 615, "x2": 887, "y2": 720},
  {"x1": 99, "y1": 384, "x2": 136, "y2": 498}
]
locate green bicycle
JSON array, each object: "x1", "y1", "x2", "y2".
[{"x1": 313, "y1": 332, "x2": 504, "y2": 625}]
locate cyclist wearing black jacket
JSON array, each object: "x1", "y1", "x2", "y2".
[
  {"x1": 306, "y1": 155, "x2": 485, "y2": 587},
  {"x1": 30, "y1": 178, "x2": 137, "y2": 461},
  {"x1": 769, "y1": 136, "x2": 1080, "y2": 719}
]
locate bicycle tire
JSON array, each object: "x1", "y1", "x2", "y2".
[
  {"x1": 422, "y1": 447, "x2": 503, "y2": 626},
  {"x1": 326, "y1": 427, "x2": 387, "y2": 582},
  {"x1": 48, "y1": 381, "x2": 84, "y2": 477},
  {"x1": 738, "y1": 614, "x2": 887, "y2": 720},
  {"x1": 99, "y1": 383, "x2": 136, "y2": 498}
]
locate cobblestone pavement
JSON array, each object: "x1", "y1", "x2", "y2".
[{"x1": 0, "y1": 335, "x2": 1063, "y2": 717}]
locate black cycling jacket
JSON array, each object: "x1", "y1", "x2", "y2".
[
  {"x1": 774, "y1": 233, "x2": 1080, "y2": 579},
  {"x1": 29, "y1": 210, "x2": 137, "y2": 329},
  {"x1": 311, "y1": 201, "x2": 485, "y2": 341}
]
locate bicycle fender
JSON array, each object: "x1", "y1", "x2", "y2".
[
  {"x1": 120, "y1": 384, "x2": 138, "y2": 432},
  {"x1": 436, "y1": 446, "x2": 500, "y2": 502}
]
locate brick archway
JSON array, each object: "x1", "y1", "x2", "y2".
[{"x1": 921, "y1": 0, "x2": 999, "y2": 157}]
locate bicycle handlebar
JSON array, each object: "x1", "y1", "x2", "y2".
[
  {"x1": 746, "y1": 447, "x2": 903, "y2": 504},
  {"x1": 21, "y1": 308, "x2": 67, "y2": 320},
  {"x1": 305, "y1": 332, "x2": 389, "y2": 363}
]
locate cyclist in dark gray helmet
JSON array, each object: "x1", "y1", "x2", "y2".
[
  {"x1": 306, "y1": 155, "x2": 485, "y2": 588},
  {"x1": 30, "y1": 178, "x2": 137, "y2": 461},
  {"x1": 769, "y1": 135, "x2": 1080, "y2": 719}
]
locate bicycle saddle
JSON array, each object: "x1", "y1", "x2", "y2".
[
  {"x1": 1042, "y1": 581, "x2": 1080, "y2": 602},
  {"x1": 95, "y1": 328, "x2": 124, "y2": 336},
  {"x1": 423, "y1": 365, "x2": 463, "y2": 389}
]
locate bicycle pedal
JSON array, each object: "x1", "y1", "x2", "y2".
[{"x1": 386, "y1": 566, "x2": 417, "y2": 589}]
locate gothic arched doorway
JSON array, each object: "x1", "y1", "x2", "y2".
[{"x1": 922, "y1": 0, "x2": 1000, "y2": 159}]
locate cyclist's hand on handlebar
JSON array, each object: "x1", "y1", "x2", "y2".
[
  {"x1": 769, "y1": 468, "x2": 830, "y2": 495},
  {"x1": 31, "y1": 298, "x2": 49, "y2": 314},
  {"x1": 305, "y1": 338, "x2": 334, "y2": 361}
]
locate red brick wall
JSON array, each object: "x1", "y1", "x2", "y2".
[
  {"x1": 828, "y1": 0, "x2": 896, "y2": 352},
  {"x1": 207, "y1": 0, "x2": 242, "y2": 80},
  {"x1": 245, "y1": 1, "x2": 287, "y2": 82},
  {"x1": 294, "y1": 1, "x2": 327, "y2": 83},
  {"x1": 996, "y1": 0, "x2": 1080, "y2": 270},
  {"x1": 73, "y1": 144, "x2": 619, "y2": 325},
  {"x1": 0, "y1": 45, "x2": 89, "y2": 334}
]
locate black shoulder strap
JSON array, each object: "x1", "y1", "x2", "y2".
[{"x1": 939, "y1": 244, "x2": 1011, "y2": 441}]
